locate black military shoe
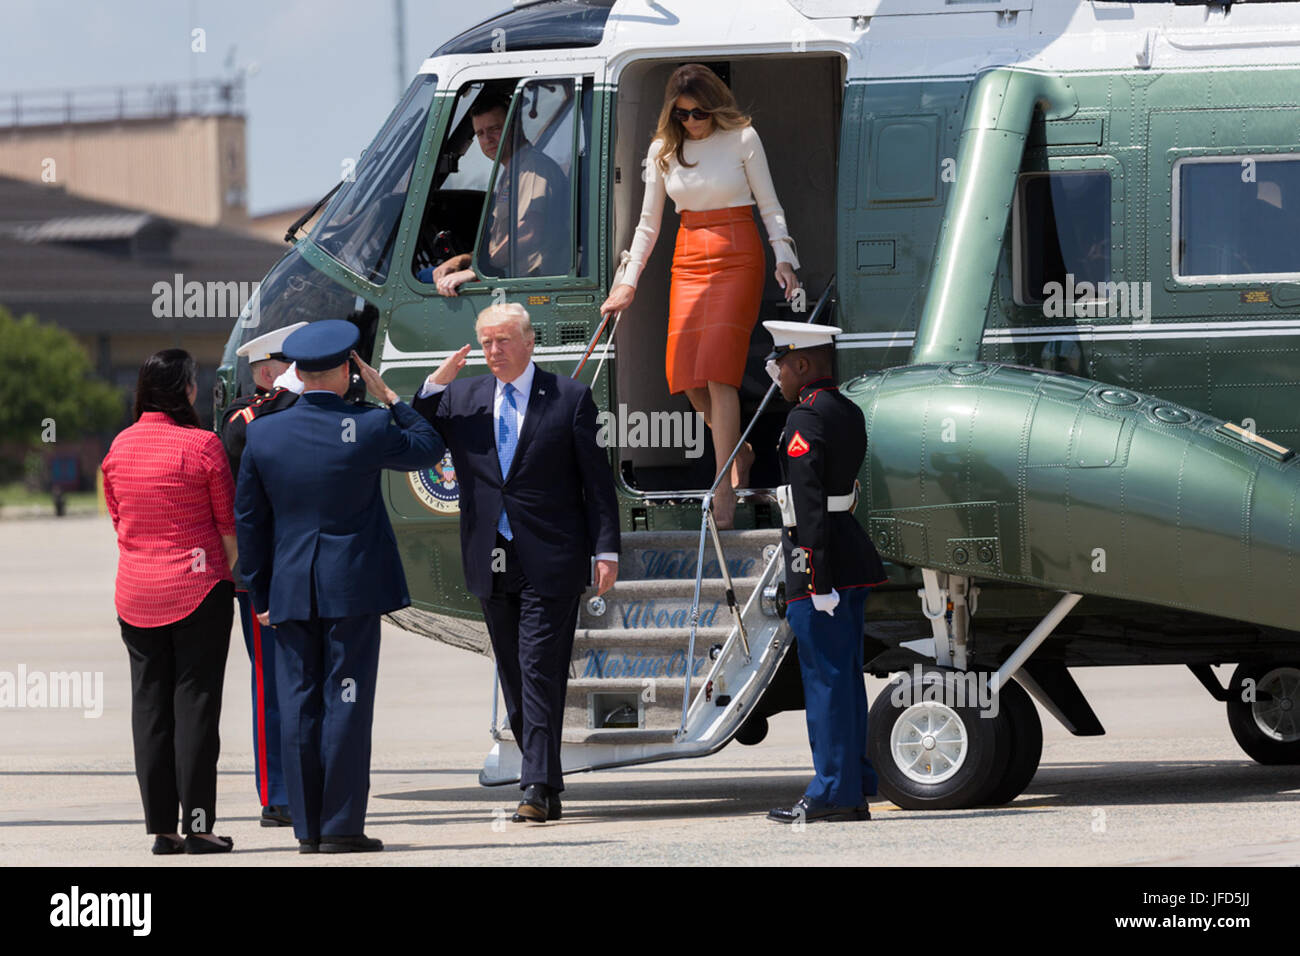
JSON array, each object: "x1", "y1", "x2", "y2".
[
  {"x1": 261, "y1": 805, "x2": 293, "y2": 827},
  {"x1": 512, "y1": 784, "x2": 550, "y2": 822},
  {"x1": 319, "y1": 834, "x2": 383, "y2": 853},
  {"x1": 767, "y1": 797, "x2": 871, "y2": 824},
  {"x1": 548, "y1": 789, "x2": 562, "y2": 821}
]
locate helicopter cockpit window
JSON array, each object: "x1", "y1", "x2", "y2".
[
  {"x1": 1175, "y1": 157, "x2": 1300, "y2": 280},
  {"x1": 474, "y1": 77, "x2": 579, "y2": 280},
  {"x1": 224, "y1": 247, "x2": 379, "y2": 399},
  {"x1": 1013, "y1": 171, "x2": 1111, "y2": 307},
  {"x1": 311, "y1": 74, "x2": 438, "y2": 285}
]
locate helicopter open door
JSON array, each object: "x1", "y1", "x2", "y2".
[{"x1": 607, "y1": 53, "x2": 847, "y2": 499}]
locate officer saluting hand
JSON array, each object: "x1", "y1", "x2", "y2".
[{"x1": 762, "y1": 321, "x2": 888, "y2": 825}]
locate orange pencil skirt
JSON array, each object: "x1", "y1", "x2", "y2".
[{"x1": 666, "y1": 205, "x2": 765, "y2": 395}]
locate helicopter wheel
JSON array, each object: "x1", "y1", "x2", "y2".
[
  {"x1": 979, "y1": 678, "x2": 1043, "y2": 806},
  {"x1": 869, "y1": 665, "x2": 1011, "y2": 810},
  {"x1": 1226, "y1": 662, "x2": 1300, "y2": 765}
]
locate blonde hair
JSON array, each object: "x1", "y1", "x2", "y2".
[
  {"x1": 475, "y1": 302, "x2": 534, "y2": 341},
  {"x1": 651, "y1": 63, "x2": 751, "y2": 176}
]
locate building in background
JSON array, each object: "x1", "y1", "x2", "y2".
[{"x1": 0, "y1": 78, "x2": 249, "y2": 228}]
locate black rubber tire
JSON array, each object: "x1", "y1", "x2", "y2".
[
  {"x1": 869, "y1": 666, "x2": 1011, "y2": 810},
  {"x1": 1226, "y1": 663, "x2": 1300, "y2": 765},
  {"x1": 979, "y1": 678, "x2": 1043, "y2": 806},
  {"x1": 735, "y1": 714, "x2": 769, "y2": 746}
]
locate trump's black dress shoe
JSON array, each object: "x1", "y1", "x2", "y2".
[
  {"x1": 319, "y1": 834, "x2": 383, "y2": 853},
  {"x1": 512, "y1": 784, "x2": 551, "y2": 822},
  {"x1": 767, "y1": 797, "x2": 871, "y2": 824},
  {"x1": 183, "y1": 834, "x2": 234, "y2": 853},
  {"x1": 261, "y1": 805, "x2": 293, "y2": 827},
  {"x1": 151, "y1": 835, "x2": 184, "y2": 855},
  {"x1": 298, "y1": 838, "x2": 319, "y2": 854}
]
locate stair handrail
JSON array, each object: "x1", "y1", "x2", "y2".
[{"x1": 678, "y1": 277, "x2": 838, "y2": 738}]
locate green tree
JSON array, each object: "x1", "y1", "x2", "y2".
[{"x1": 0, "y1": 305, "x2": 124, "y2": 481}]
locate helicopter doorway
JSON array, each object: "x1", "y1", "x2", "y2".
[{"x1": 610, "y1": 52, "x2": 846, "y2": 495}]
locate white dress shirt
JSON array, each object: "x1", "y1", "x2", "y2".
[{"x1": 418, "y1": 361, "x2": 617, "y2": 564}]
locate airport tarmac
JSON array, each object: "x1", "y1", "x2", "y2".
[{"x1": 3, "y1": 515, "x2": 1298, "y2": 866}]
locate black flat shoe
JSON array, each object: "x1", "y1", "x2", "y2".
[
  {"x1": 512, "y1": 784, "x2": 549, "y2": 823},
  {"x1": 184, "y1": 834, "x2": 234, "y2": 853},
  {"x1": 261, "y1": 805, "x2": 293, "y2": 827},
  {"x1": 151, "y1": 835, "x2": 184, "y2": 855},
  {"x1": 548, "y1": 791, "x2": 562, "y2": 821},
  {"x1": 767, "y1": 797, "x2": 870, "y2": 824},
  {"x1": 298, "y1": 838, "x2": 320, "y2": 854},
  {"x1": 319, "y1": 834, "x2": 383, "y2": 853}
]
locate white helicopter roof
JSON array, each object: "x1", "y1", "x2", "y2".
[{"x1": 419, "y1": 0, "x2": 1300, "y2": 84}]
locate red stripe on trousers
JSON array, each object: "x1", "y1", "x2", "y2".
[{"x1": 250, "y1": 612, "x2": 269, "y2": 806}]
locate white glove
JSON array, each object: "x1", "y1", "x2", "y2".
[
  {"x1": 273, "y1": 362, "x2": 304, "y2": 395},
  {"x1": 811, "y1": 589, "x2": 840, "y2": 615}
]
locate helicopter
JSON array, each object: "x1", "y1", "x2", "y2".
[{"x1": 216, "y1": 0, "x2": 1300, "y2": 810}]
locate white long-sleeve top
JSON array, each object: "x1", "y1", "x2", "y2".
[{"x1": 622, "y1": 124, "x2": 801, "y2": 290}]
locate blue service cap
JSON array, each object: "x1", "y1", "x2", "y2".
[{"x1": 281, "y1": 320, "x2": 359, "y2": 372}]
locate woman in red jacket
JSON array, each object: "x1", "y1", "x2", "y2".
[{"x1": 101, "y1": 349, "x2": 237, "y2": 855}]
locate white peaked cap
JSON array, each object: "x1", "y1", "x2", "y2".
[
  {"x1": 761, "y1": 320, "x2": 843, "y2": 360},
  {"x1": 235, "y1": 321, "x2": 309, "y2": 363}
]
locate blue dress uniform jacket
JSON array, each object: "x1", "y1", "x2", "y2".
[
  {"x1": 779, "y1": 377, "x2": 887, "y2": 600},
  {"x1": 235, "y1": 392, "x2": 443, "y2": 624}
]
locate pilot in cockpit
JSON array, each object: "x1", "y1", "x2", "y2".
[{"x1": 423, "y1": 94, "x2": 570, "y2": 294}]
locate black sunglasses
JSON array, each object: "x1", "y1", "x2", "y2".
[{"x1": 672, "y1": 107, "x2": 713, "y2": 122}]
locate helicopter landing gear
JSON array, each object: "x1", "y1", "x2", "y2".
[
  {"x1": 1226, "y1": 662, "x2": 1300, "y2": 765},
  {"x1": 870, "y1": 578, "x2": 1080, "y2": 810}
]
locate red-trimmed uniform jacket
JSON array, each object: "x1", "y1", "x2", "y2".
[
  {"x1": 219, "y1": 386, "x2": 298, "y2": 589},
  {"x1": 778, "y1": 376, "x2": 887, "y2": 601}
]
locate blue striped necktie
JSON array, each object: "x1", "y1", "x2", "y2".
[{"x1": 496, "y1": 382, "x2": 518, "y2": 539}]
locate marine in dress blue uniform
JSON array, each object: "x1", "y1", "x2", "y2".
[
  {"x1": 220, "y1": 322, "x2": 305, "y2": 828},
  {"x1": 762, "y1": 321, "x2": 888, "y2": 824},
  {"x1": 235, "y1": 320, "x2": 443, "y2": 853}
]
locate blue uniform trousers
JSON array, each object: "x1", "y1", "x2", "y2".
[
  {"x1": 273, "y1": 613, "x2": 381, "y2": 840},
  {"x1": 235, "y1": 590, "x2": 288, "y2": 808},
  {"x1": 786, "y1": 586, "x2": 877, "y2": 807}
]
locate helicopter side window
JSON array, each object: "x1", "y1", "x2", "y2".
[
  {"x1": 1175, "y1": 157, "x2": 1300, "y2": 280},
  {"x1": 1013, "y1": 171, "x2": 1111, "y2": 307},
  {"x1": 474, "y1": 77, "x2": 578, "y2": 280}
]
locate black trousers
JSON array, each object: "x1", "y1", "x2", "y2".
[
  {"x1": 119, "y1": 580, "x2": 233, "y2": 834},
  {"x1": 480, "y1": 534, "x2": 580, "y2": 792}
]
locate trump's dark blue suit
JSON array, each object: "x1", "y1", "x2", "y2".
[
  {"x1": 413, "y1": 365, "x2": 619, "y2": 791},
  {"x1": 235, "y1": 392, "x2": 441, "y2": 839}
]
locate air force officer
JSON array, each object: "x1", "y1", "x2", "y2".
[{"x1": 235, "y1": 320, "x2": 443, "y2": 852}]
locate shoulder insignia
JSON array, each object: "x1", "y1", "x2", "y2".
[
  {"x1": 239, "y1": 407, "x2": 255, "y2": 424},
  {"x1": 787, "y1": 431, "x2": 810, "y2": 458}
]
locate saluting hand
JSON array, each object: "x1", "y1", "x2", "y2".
[
  {"x1": 351, "y1": 350, "x2": 399, "y2": 405},
  {"x1": 431, "y1": 343, "x2": 472, "y2": 387}
]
